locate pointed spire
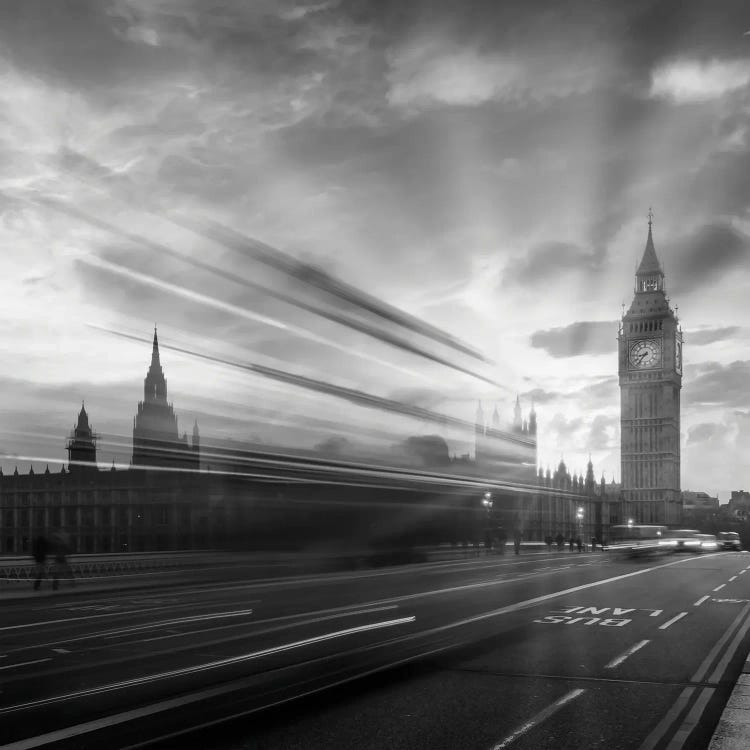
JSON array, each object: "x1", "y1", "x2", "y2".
[
  {"x1": 636, "y1": 208, "x2": 663, "y2": 277},
  {"x1": 45, "y1": 464, "x2": 50, "y2": 474},
  {"x1": 151, "y1": 325, "x2": 160, "y2": 366}
]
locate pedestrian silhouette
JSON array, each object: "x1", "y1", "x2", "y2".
[
  {"x1": 50, "y1": 531, "x2": 74, "y2": 590},
  {"x1": 555, "y1": 533, "x2": 564, "y2": 551},
  {"x1": 32, "y1": 535, "x2": 48, "y2": 590}
]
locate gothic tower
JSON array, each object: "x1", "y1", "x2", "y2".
[
  {"x1": 67, "y1": 402, "x2": 97, "y2": 474},
  {"x1": 132, "y1": 327, "x2": 200, "y2": 470},
  {"x1": 618, "y1": 213, "x2": 683, "y2": 525}
]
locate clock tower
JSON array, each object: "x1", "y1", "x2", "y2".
[{"x1": 618, "y1": 213, "x2": 683, "y2": 525}]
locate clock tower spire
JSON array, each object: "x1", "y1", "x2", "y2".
[{"x1": 618, "y1": 212, "x2": 683, "y2": 525}]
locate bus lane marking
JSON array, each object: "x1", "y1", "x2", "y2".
[
  {"x1": 605, "y1": 640, "x2": 650, "y2": 669},
  {"x1": 659, "y1": 612, "x2": 687, "y2": 630},
  {"x1": 533, "y1": 606, "x2": 665, "y2": 628}
]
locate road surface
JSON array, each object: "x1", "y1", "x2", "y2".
[{"x1": 2, "y1": 549, "x2": 750, "y2": 749}]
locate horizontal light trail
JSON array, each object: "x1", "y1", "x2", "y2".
[
  {"x1": 604, "y1": 640, "x2": 650, "y2": 669},
  {"x1": 101, "y1": 609, "x2": 254, "y2": 639},
  {"x1": 0, "y1": 641, "x2": 453, "y2": 750},
  {"x1": 693, "y1": 595, "x2": 709, "y2": 607},
  {"x1": 94, "y1": 325, "x2": 534, "y2": 452},
  {"x1": 0, "y1": 615, "x2": 416, "y2": 714},
  {"x1": 490, "y1": 689, "x2": 585, "y2": 749},
  {"x1": 659, "y1": 612, "x2": 687, "y2": 630},
  {"x1": 109, "y1": 606, "x2": 400, "y2": 649},
  {"x1": 0, "y1": 658, "x2": 51, "y2": 672}
]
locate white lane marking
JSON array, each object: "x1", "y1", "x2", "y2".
[
  {"x1": 693, "y1": 596, "x2": 709, "y2": 607},
  {"x1": 102, "y1": 609, "x2": 254, "y2": 639},
  {"x1": 0, "y1": 658, "x2": 52, "y2": 672},
  {"x1": 490, "y1": 689, "x2": 585, "y2": 749},
  {"x1": 740, "y1": 570, "x2": 746, "y2": 575},
  {"x1": 0, "y1": 615, "x2": 416, "y2": 714},
  {"x1": 639, "y1": 687, "x2": 696, "y2": 750},
  {"x1": 692, "y1": 603, "x2": 750, "y2": 683},
  {"x1": 713, "y1": 584, "x2": 726, "y2": 592},
  {"x1": 604, "y1": 640, "x2": 650, "y2": 669},
  {"x1": 729, "y1": 576, "x2": 738, "y2": 581},
  {"x1": 52, "y1": 649, "x2": 70, "y2": 654},
  {"x1": 708, "y1": 605, "x2": 750, "y2": 684},
  {"x1": 664, "y1": 686, "x2": 715, "y2": 749},
  {"x1": 659, "y1": 612, "x2": 688, "y2": 630}
]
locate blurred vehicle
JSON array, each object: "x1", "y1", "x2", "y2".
[
  {"x1": 718, "y1": 531, "x2": 742, "y2": 551},
  {"x1": 608, "y1": 525, "x2": 669, "y2": 558},
  {"x1": 695, "y1": 534, "x2": 719, "y2": 553},
  {"x1": 661, "y1": 529, "x2": 702, "y2": 553}
]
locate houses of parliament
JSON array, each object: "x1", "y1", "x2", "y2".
[{"x1": 0, "y1": 216, "x2": 684, "y2": 555}]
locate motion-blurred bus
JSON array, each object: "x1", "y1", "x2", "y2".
[{"x1": 607, "y1": 525, "x2": 669, "y2": 558}]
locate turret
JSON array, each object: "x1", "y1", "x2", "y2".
[{"x1": 528, "y1": 401, "x2": 537, "y2": 436}]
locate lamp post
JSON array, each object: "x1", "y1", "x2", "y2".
[
  {"x1": 482, "y1": 492, "x2": 494, "y2": 553},
  {"x1": 577, "y1": 506, "x2": 584, "y2": 551}
]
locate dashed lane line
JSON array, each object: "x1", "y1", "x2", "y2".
[
  {"x1": 694, "y1": 595, "x2": 709, "y2": 607},
  {"x1": 489, "y1": 689, "x2": 585, "y2": 749},
  {"x1": 713, "y1": 584, "x2": 726, "y2": 592},
  {"x1": 604, "y1": 640, "x2": 650, "y2": 669},
  {"x1": 729, "y1": 576, "x2": 738, "y2": 581},
  {"x1": 659, "y1": 612, "x2": 688, "y2": 630}
]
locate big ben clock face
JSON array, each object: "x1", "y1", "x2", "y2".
[{"x1": 629, "y1": 338, "x2": 662, "y2": 369}]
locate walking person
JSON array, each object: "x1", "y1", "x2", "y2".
[
  {"x1": 576, "y1": 537, "x2": 583, "y2": 553},
  {"x1": 32, "y1": 535, "x2": 48, "y2": 590},
  {"x1": 513, "y1": 528, "x2": 522, "y2": 555},
  {"x1": 51, "y1": 531, "x2": 74, "y2": 590},
  {"x1": 555, "y1": 533, "x2": 564, "y2": 551}
]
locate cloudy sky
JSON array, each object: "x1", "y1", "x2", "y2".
[{"x1": 0, "y1": 0, "x2": 748, "y2": 499}]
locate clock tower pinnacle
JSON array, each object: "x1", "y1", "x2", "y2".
[{"x1": 618, "y1": 213, "x2": 683, "y2": 525}]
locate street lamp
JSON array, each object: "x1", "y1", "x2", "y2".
[
  {"x1": 576, "y1": 506, "x2": 584, "y2": 549},
  {"x1": 627, "y1": 518, "x2": 634, "y2": 528}
]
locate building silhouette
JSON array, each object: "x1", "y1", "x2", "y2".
[
  {"x1": 66, "y1": 403, "x2": 97, "y2": 475},
  {"x1": 0, "y1": 330, "x2": 217, "y2": 556},
  {"x1": 132, "y1": 328, "x2": 200, "y2": 471},
  {"x1": 618, "y1": 213, "x2": 683, "y2": 524}
]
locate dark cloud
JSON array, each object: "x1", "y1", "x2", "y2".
[
  {"x1": 683, "y1": 360, "x2": 750, "y2": 408},
  {"x1": 530, "y1": 321, "x2": 618, "y2": 358},
  {"x1": 667, "y1": 223, "x2": 750, "y2": 295},
  {"x1": 684, "y1": 327, "x2": 743, "y2": 346},
  {"x1": 505, "y1": 242, "x2": 600, "y2": 287}
]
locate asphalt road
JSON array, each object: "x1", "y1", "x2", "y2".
[{"x1": 2, "y1": 549, "x2": 750, "y2": 749}]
